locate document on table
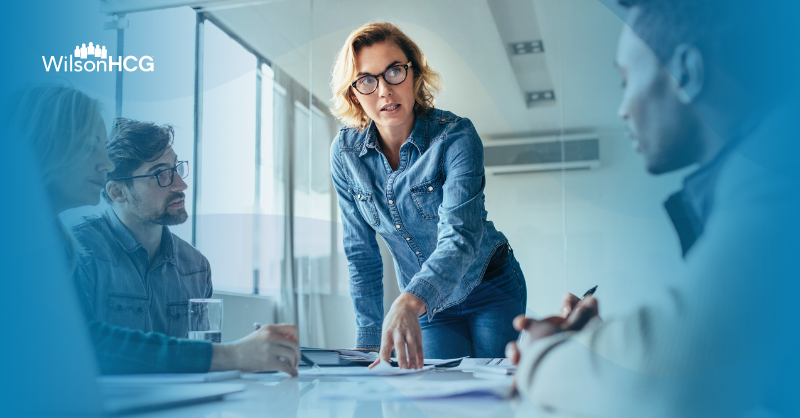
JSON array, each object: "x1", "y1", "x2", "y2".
[
  {"x1": 98, "y1": 370, "x2": 241, "y2": 384},
  {"x1": 452, "y1": 358, "x2": 512, "y2": 372},
  {"x1": 315, "y1": 377, "x2": 514, "y2": 401},
  {"x1": 298, "y1": 362, "x2": 434, "y2": 377},
  {"x1": 334, "y1": 350, "x2": 465, "y2": 367}
]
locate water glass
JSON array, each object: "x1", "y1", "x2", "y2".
[{"x1": 188, "y1": 298, "x2": 223, "y2": 343}]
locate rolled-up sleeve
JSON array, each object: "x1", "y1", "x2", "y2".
[
  {"x1": 330, "y1": 139, "x2": 384, "y2": 348},
  {"x1": 403, "y1": 119, "x2": 486, "y2": 320}
]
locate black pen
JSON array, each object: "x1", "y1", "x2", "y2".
[{"x1": 582, "y1": 285, "x2": 598, "y2": 299}]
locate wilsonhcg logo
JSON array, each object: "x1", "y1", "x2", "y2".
[{"x1": 42, "y1": 42, "x2": 154, "y2": 72}]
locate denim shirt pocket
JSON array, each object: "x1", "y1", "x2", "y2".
[
  {"x1": 106, "y1": 293, "x2": 149, "y2": 331},
  {"x1": 410, "y1": 175, "x2": 444, "y2": 220},
  {"x1": 166, "y1": 301, "x2": 189, "y2": 338},
  {"x1": 349, "y1": 187, "x2": 380, "y2": 227}
]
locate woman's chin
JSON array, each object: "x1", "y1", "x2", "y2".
[{"x1": 377, "y1": 111, "x2": 414, "y2": 127}]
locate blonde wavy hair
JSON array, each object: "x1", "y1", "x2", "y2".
[
  {"x1": 330, "y1": 22, "x2": 442, "y2": 130},
  {"x1": 9, "y1": 84, "x2": 104, "y2": 188}
]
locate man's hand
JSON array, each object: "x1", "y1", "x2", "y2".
[
  {"x1": 210, "y1": 323, "x2": 301, "y2": 375},
  {"x1": 506, "y1": 296, "x2": 600, "y2": 365},
  {"x1": 369, "y1": 293, "x2": 426, "y2": 370}
]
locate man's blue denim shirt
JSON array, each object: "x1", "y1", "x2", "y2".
[
  {"x1": 71, "y1": 207, "x2": 212, "y2": 338},
  {"x1": 331, "y1": 108, "x2": 509, "y2": 348}
]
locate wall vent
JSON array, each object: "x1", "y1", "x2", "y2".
[{"x1": 484, "y1": 135, "x2": 600, "y2": 174}]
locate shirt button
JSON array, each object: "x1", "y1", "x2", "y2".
[
  {"x1": 441, "y1": 118, "x2": 446, "y2": 122},
  {"x1": 396, "y1": 224, "x2": 401, "y2": 229},
  {"x1": 415, "y1": 251, "x2": 420, "y2": 254},
  {"x1": 388, "y1": 200, "x2": 393, "y2": 204},
  {"x1": 427, "y1": 186, "x2": 433, "y2": 191},
  {"x1": 405, "y1": 237, "x2": 411, "y2": 241},
  {"x1": 356, "y1": 194, "x2": 361, "y2": 199}
]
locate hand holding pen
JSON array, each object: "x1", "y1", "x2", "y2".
[
  {"x1": 506, "y1": 285, "x2": 600, "y2": 366},
  {"x1": 558, "y1": 285, "x2": 599, "y2": 319}
]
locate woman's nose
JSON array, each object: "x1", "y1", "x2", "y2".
[
  {"x1": 377, "y1": 78, "x2": 392, "y2": 97},
  {"x1": 96, "y1": 145, "x2": 114, "y2": 174}
]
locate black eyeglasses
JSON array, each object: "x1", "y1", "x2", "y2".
[
  {"x1": 351, "y1": 61, "x2": 412, "y2": 95},
  {"x1": 111, "y1": 161, "x2": 189, "y2": 188}
]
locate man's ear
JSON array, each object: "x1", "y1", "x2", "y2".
[
  {"x1": 106, "y1": 181, "x2": 127, "y2": 204},
  {"x1": 668, "y1": 44, "x2": 705, "y2": 104}
]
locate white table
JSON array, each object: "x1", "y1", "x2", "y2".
[{"x1": 130, "y1": 368, "x2": 552, "y2": 417}]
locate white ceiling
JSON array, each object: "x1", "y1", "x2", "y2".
[{"x1": 209, "y1": 0, "x2": 628, "y2": 138}]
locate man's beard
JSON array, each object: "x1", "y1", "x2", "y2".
[
  {"x1": 131, "y1": 190, "x2": 189, "y2": 226},
  {"x1": 151, "y1": 205, "x2": 188, "y2": 226}
]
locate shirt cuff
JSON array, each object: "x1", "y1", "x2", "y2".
[
  {"x1": 402, "y1": 278, "x2": 442, "y2": 321},
  {"x1": 355, "y1": 328, "x2": 382, "y2": 349}
]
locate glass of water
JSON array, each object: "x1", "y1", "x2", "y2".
[{"x1": 188, "y1": 298, "x2": 223, "y2": 343}]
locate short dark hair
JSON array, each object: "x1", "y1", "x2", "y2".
[
  {"x1": 102, "y1": 118, "x2": 175, "y2": 204},
  {"x1": 617, "y1": 0, "x2": 792, "y2": 89},
  {"x1": 617, "y1": 0, "x2": 736, "y2": 64},
  {"x1": 617, "y1": 0, "x2": 800, "y2": 94}
]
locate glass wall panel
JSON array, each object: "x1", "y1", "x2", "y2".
[
  {"x1": 256, "y1": 63, "x2": 286, "y2": 298},
  {"x1": 197, "y1": 20, "x2": 258, "y2": 294},
  {"x1": 120, "y1": 6, "x2": 197, "y2": 243}
]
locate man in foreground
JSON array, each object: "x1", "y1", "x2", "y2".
[{"x1": 509, "y1": 0, "x2": 800, "y2": 416}]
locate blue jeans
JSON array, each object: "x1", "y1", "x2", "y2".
[{"x1": 418, "y1": 247, "x2": 527, "y2": 359}]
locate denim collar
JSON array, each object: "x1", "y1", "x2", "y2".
[
  {"x1": 103, "y1": 206, "x2": 175, "y2": 264},
  {"x1": 359, "y1": 114, "x2": 429, "y2": 157}
]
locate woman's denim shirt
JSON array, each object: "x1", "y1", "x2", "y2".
[{"x1": 330, "y1": 108, "x2": 508, "y2": 348}]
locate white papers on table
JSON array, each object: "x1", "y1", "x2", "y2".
[
  {"x1": 423, "y1": 357, "x2": 468, "y2": 366},
  {"x1": 97, "y1": 370, "x2": 241, "y2": 385},
  {"x1": 333, "y1": 350, "x2": 466, "y2": 367},
  {"x1": 452, "y1": 358, "x2": 512, "y2": 372},
  {"x1": 336, "y1": 349, "x2": 378, "y2": 360},
  {"x1": 298, "y1": 362, "x2": 434, "y2": 377},
  {"x1": 473, "y1": 364, "x2": 516, "y2": 375},
  {"x1": 315, "y1": 378, "x2": 514, "y2": 401}
]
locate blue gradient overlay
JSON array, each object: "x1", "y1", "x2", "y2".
[{"x1": 1, "y1": 0, "x2": 799, "y2": 416}]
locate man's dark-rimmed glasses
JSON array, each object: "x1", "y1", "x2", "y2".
[
  {"x1": 351, "y1": 61, "x2": 412, "y2": 95},
  {"x1": 111, "y1": 161, "x2": 189, "y2": 188}
]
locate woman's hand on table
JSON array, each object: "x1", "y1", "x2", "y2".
[{"x1": 369, "y1": 293, "x2": 426, "y2": 370}]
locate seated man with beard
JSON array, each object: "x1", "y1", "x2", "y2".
[{"x1": 73, "y1": 118, "x2": 210, "y2": 338}]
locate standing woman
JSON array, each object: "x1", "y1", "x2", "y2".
[{"x1": 330, "y1": 22, "x2": 527, "y2": 368}]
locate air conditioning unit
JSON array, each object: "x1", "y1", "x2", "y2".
[{"x1": 483, "y1": 134, "x2": 600, "y2": 175}]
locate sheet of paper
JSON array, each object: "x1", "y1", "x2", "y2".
[
  {"x1": 98, "y1": 370, "x2": 241, "y2": 385},
  {"x1": 452, "y1": 358, "x2": 511, "y2": 372},
  {"x1": 298, "y1": 362, "x2": 434, "y2": 377},
  {"x1": 315, "y1": 378, "x2": 514, "y2": 401},
  {"x1": 333, "y1": 351, "x2": 465, "y2": 366},
  {"x1": 335, "y1": 349, "x2": 378, "y2": 359},
  {"x1": 419, "y1": 357, "x2": 468, "y2": 366}
]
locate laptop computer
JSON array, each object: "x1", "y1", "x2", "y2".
[{"x1": 2, "y1": 138, "x2": 244, "y2": 416}]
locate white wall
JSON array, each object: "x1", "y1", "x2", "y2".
[{"x1": 484, "y1": 129, "x2": 691, "y2": 319}]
